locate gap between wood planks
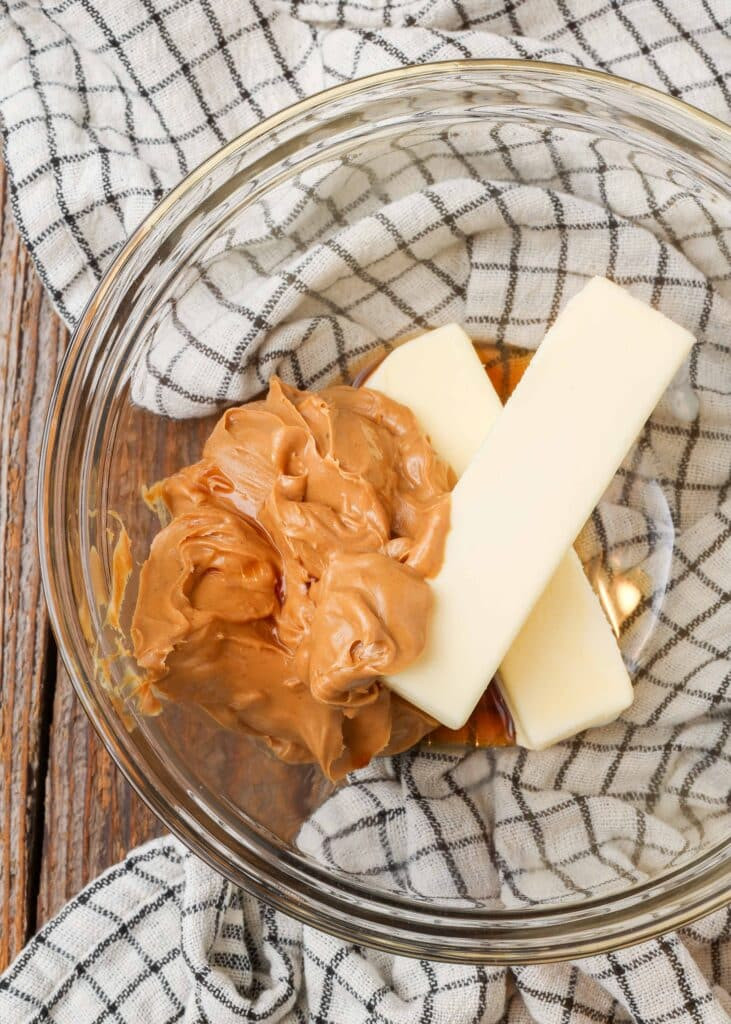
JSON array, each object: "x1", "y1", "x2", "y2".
[{"x1": 23, "y1": 632, "x2": 57, "y2": 944}]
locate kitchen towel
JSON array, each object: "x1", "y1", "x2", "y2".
[{"x1": 1, "y1": 1, "x2": 731, "y2": 1021}]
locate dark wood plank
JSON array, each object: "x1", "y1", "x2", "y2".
[
  {"x1": 30, "y1": 269, "x2": 164, "y2": 927},
  {"x1": 0, "y1": 158, "x2": 162, "y2": 947},
  {"x1": 0, "y1": 162, "x2": 65, "y2": 969},
  {"x1": 36, "y1": 666, "x2": 162, "y2": 923}
]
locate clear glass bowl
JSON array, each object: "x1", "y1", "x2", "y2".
[{"x1": 39, "y1": 61, "x2": 731, "y2": 963}]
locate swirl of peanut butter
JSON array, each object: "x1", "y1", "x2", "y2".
[{"x1": 131, "y1": 377, "x2": 454, "y2": 780}]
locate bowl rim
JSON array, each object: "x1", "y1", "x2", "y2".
[{"x1": 39, "y1": 58, "x2": 731, "y2": 964}]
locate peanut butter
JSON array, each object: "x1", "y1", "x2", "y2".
[{"x1": 131, "y1": 377, "x2": 454, "y2": 780}]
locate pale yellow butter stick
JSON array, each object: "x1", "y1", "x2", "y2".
[
  {"x1": 367, "y1": 278, "x2": 694, "y2": 738},
  {"x1": 368, "y1": 322, "x2": 633, "y2": 747}
]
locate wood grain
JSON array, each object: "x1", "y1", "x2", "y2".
[
  {"x1": 28, "y1": 260, "x2": 163, "y2": 923},
  {"x1": 36, "y1": 665, "x2": 162, "y2": 923},
  {"x1": 0, "y1": 161, "x2": 65, "y2": 968},
  {"x1": 0, "y1": 162, "x2": 163, "y2": 963}
]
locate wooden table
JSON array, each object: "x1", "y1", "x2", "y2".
[{"x1": 0, "y1": 165, "x2": 162, "y2": 972}]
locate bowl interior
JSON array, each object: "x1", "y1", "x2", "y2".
[{"x1": 46, "y1": 64, "x2": 731, "y2": 960}]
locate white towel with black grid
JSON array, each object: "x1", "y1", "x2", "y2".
[{"x1": 1, "y1": 1, "x2": 731, "y2": 1021}]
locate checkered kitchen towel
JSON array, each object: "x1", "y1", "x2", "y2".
[{"x1": 2, "y1": 1, "x2": 731, "y2": 1021}]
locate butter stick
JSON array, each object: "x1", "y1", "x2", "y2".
[
  {"x1": 368, "y1": 278, "x2": 694, "y2": 734},
  {"x1": 368, "y1": 322, "x2": 633, "y2": 748}
]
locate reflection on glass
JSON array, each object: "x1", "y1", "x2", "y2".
[{"x1": 591, "y1": 564, "x2": 643, "y2": 639}]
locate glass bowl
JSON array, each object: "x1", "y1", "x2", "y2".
[{"x1": 39, "y1": 61, "x2": 731, "y2": 963}]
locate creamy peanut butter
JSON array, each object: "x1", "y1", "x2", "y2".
[{"x1": 131, "y1": 377, "x2": 454, "y2": 780}]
